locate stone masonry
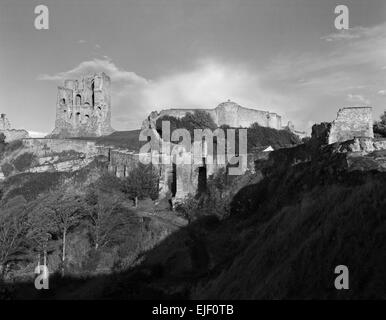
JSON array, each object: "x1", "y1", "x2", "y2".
[
  {"x1": 142, "y1": 100, "x2": 282, "y2": 130},
  {"x1": 0, "y1": 114, "x2": 11, "y2": 130},
  {"x1": 0, "y1": 113, "x2": 29, "y2": 142},
  {"x1": 328, "y1": 107, "x2": 373, "y2": 144},
  {"x1": 50, "y1": 72, "x2": 114, "y2": 138}
]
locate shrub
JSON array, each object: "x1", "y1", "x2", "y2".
[
  {"x1": 3, "y1": 172, "x2": 66, "y2": 202},
  {"x1": 5, "y1": 140, "x2": 23, "y2": 153},
  {"x1": 94, "y1": 173, "x2": 123, "y2": 194},
  {"x1": 247, "y1": 122, "x2": 300, "y2": 150},
  {"x1": 373, "y1": 111, "x2": 386, "y2": 138},
  {"x1": 122, "y1": 163, "x2": 159, "y2": 203},
  {"x1": 1, "y1": 163, "x2": 14, "y2": 177},
  {"x1": 156, "y1": 110, "x2": 217, "y2": 139},
  {"x1": 12, "y1": 153, "x2": 36, "y2": 172},
  {"x1": 374, "y1": 123, "x2": 386, "y2": 138},
  {"x1": 175, "y1": 195, "x2": 202, "y2": 223}
]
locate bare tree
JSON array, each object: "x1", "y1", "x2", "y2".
[
  {"x1": 0, "y1": 196, "x2": 29, "y2": 279},
  {"x1": 86, "y1": 192, "x2": 126, "y2": 250},
  {"x1": 122, "y1": 163, "x2": 159, "y2": 207},
  {"x1": 32, "y1": 191, "x2": 85, "y2": 276}
]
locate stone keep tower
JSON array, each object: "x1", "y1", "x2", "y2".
[{"x1": 50, "y1": 72, "x2": 114, "y2": 138}]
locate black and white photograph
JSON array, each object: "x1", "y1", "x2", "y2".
[{"x1": 0, "y1": 0, "x2": 386, "y2": 309}]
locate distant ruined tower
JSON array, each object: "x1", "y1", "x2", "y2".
[
  {"x1": 50, "y1": 72, "x2": 114, "y2": 138},
  {"x1": 0, "y1": 114, "x2": 11, "y2": 131}
]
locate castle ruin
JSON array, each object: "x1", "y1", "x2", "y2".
[
  {"x1": 0, "y1": 113, "x2": 29, "y2": 142},
  {"x1": 143, "y1": 100, "x2": 282, "y2": 130},
  {"x1": 328, "y1": 107, "x2": 374, "y2": 144},
  {"x1": 0, "y1": 114, "x2": 11, "y2": 131},
  {"x1": 50, "y1": 72, "x2": 114, "y2": 138}
]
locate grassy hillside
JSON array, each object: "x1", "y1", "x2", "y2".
[
  {"x1": 4, "y1": 143, "x2": 385, "y2": 299},
  {"x1": 193, "y1": 166, "x2": 386, "y2": 299},
  {"x1": 75, "y1": 123, "x2": 301, "y2": 153},
  {"x1": 73, "y1": 130, "x2": 145, "y2": 151}
]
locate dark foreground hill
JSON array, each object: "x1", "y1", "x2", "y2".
[
  {"x1": 106, "y1": 157, "x2": 386, "y2": 300},
  {"x1": 4, "y1": 141, "x2": 386, "y2": 299}
]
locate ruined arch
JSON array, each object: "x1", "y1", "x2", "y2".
[
  {"x1": 75, "y1": 94, "x2": 82, "y2": 105},
  {"x1": 171, "y1": 162, "x2": 177, "y2": 197}
]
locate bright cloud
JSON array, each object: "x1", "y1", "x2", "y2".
[
  {"x1": 346, "y1": 93, "x2": 370, "y2": 105},
  {"x1": 37, "y1": 58, "x2": 293, "y2": 130},
  {"x1": 28, "y1": 131, "x2": 48, "y2": 138},
  {"x1": 37, "y1": 22, "x2": 386, "y2": 132},
  {"x1": 320, "y1": 26, "x2": 369, "y2": 42},
  {"x1": 37, "y1": 58, "x2": 148, "y2": 86}
]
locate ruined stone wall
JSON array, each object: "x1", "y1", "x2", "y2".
[
  {"x1": 22, "y1": 138, "x2": 100, "y2": 157},
  {"x1": 2, "y1": 129, "x2": 29, "y2": 142},
  {"x1": 328, "y1": 107, "x2": 374, "y2": 144},
  {"x1": 214, "y1": 102, "x2": 282, "y2": 129},
  {"x1": 0, "y1": 114, "x2": 29, "y2": 142},
  {"x1": 19, "y1": 133, "x2": 242, "y2": 201},
  {"x1": 108, "y1": 150, "x2": 139, "y2": 177},
  {"x1": 50, "y1": 72, "x2": 114, "y2": 138},
  {"x1": 0, "y1": 114, "x2": 11, "y2": 130},
  {"x1": 142, "y1": 101, "x2": 282, "y2": 130}
]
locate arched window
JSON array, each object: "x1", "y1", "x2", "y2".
[
  {"x1": 75, "y1": 94, "x2": 81, "y2": 105},
  {"x1": 91, "y1": 81, "x2": 95, "y2": 107}
]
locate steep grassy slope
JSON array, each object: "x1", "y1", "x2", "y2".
[
  {"x1": 3, "y1": 131, "x2": 386, "y2": 299},
  {"x1": 16, "y1": 148, "x2": 385, "y2": 300},
  {"x1": 116, "y1": 158, "x2": 385, "y2": 300},
  {"x1": 193, "y1": 170, "x2": 386, "y2": 299}
]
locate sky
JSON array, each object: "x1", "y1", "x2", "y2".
[{"x1": 0, "y1": 0, "x2": 385, "y2": 136}]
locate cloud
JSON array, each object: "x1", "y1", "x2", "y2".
[
  {"x1": 320, "y1": 26, "x2": 368, "y2": 42},
  {"x1": 28, "y1": 130, "x2": 47, "y2": 138},
  {"x1": 252, "y1": 22, "x2": 386, "y2": 134},
  {"x1": 142, "y1": 60, "x2": 280, "y2": 108},
  {"x1": 37, "y1": 58, "x2": 293, "y2": 130},
  {"x1": 77, "y1": 40, "x2": 86, "y2": 44},
  {"x1": 378, "y1": 90, "x2": 386, "y2": 96},
  {"x1": 346, "y1": 93, "x2": 370, "y2": 105},
  {"x1": 36, "y1": 21, "x2": 386, "y2": 132},
  {"x1": 37, "y1": 58, "x2": 148, "y2": 86}
]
